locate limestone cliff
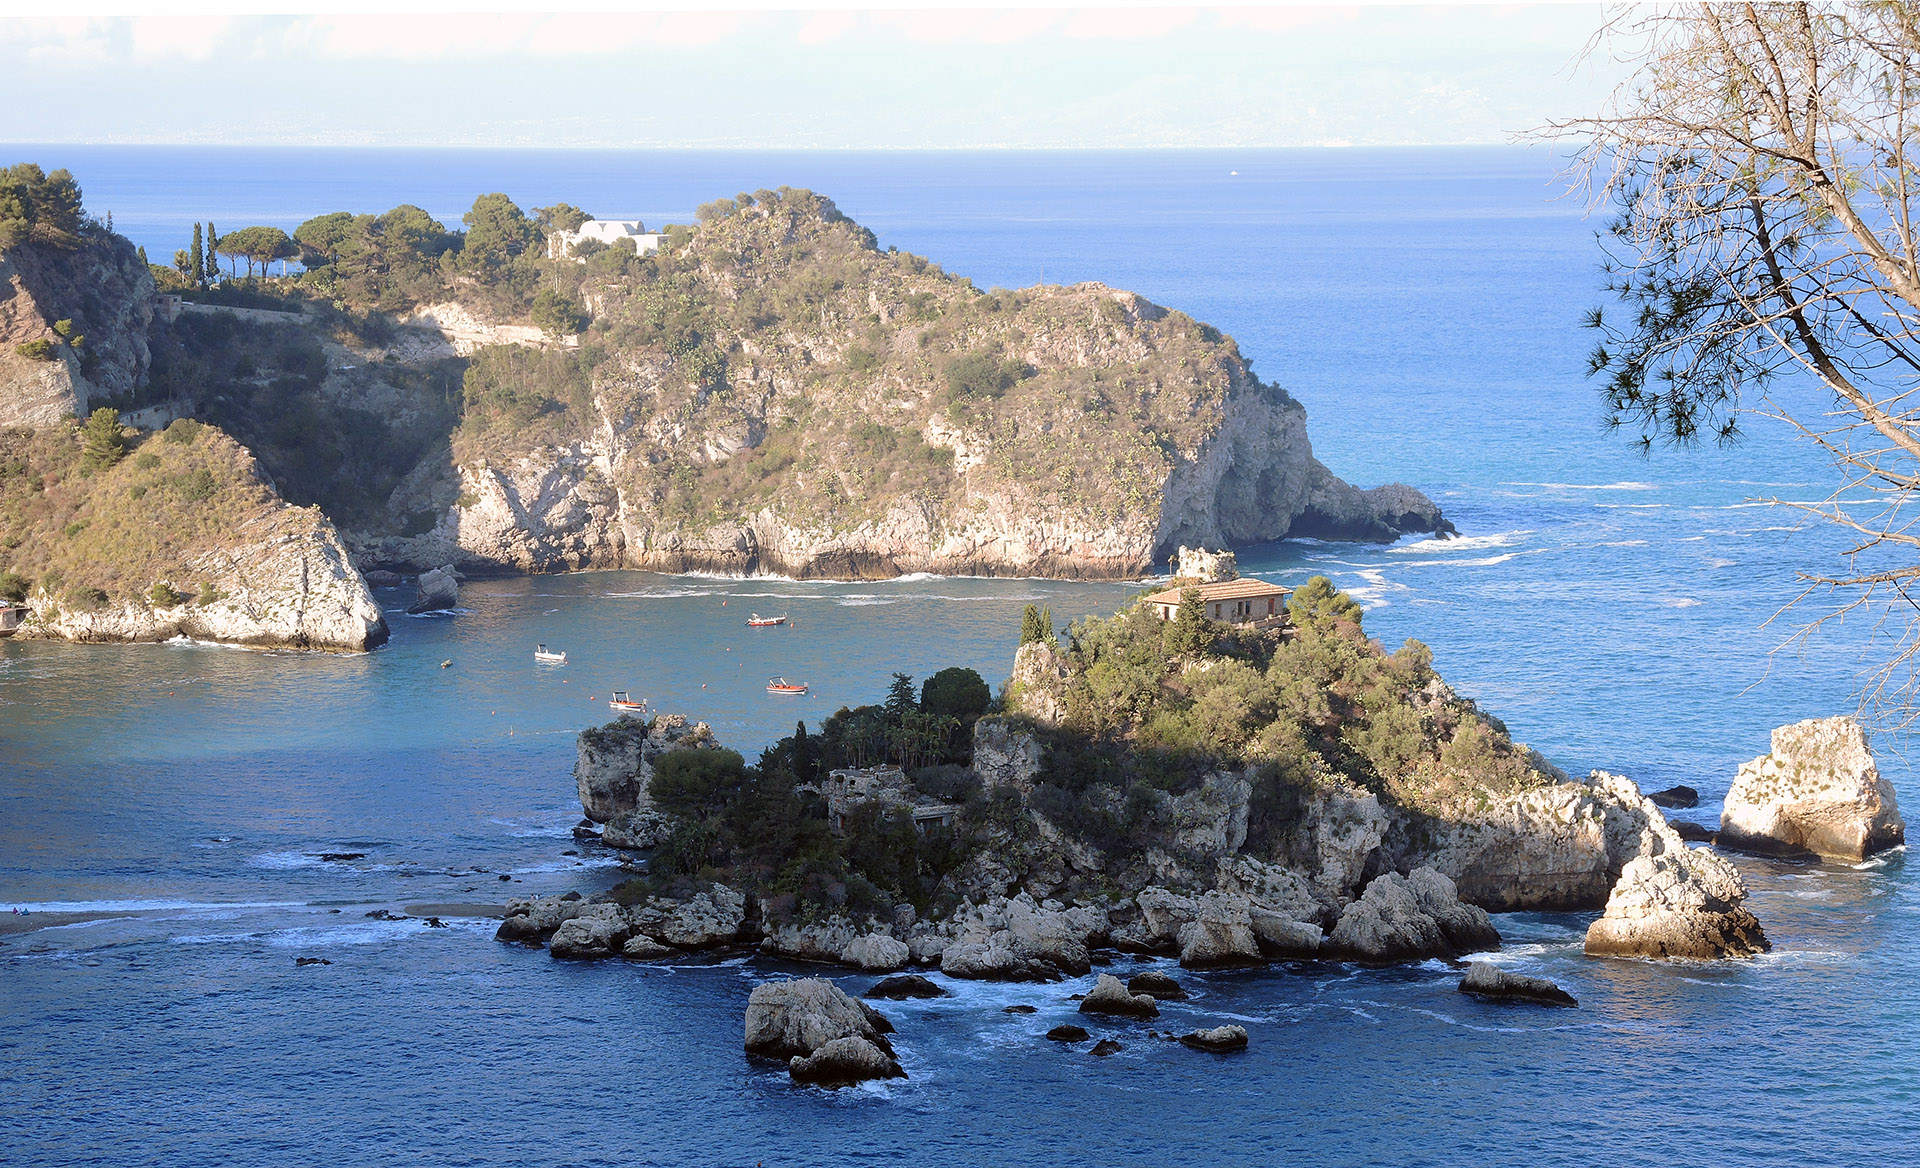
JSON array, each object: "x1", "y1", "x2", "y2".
[{"x1": 0, "y1": 233, "x2": 153, "y2": 426}]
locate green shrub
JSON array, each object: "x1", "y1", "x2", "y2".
[
  {"x1": 147, "y1": 582, "x2": 184, "y2": 607},
  {"x1": 79, "y1": 407, "x2": 125, "y2": 471},
  {"x1": 65, "y1": 585, "x2": 108, "y2": 610},
  {"x1": 134, "y1": 452, "x2": 161, "y2": 470},
  {"x1": 197, "y1": 582, "x2": 225, "y2": 605},
  {"x1": 0, "y1": 570, "x2": 27, "y2": 602},
  {"x1": 14, "y1": 339, "x2": 57, "y2": 361},
  {"x1": 648, "y1": 748, "x2": 748, "y2": 821},
  {"x1": 163, "y1": 418, "x2": 206, "y2": 446}
]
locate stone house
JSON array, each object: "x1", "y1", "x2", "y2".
[
  {"x1": 801, "y1": 766, "x2": 963, "y2": 836},
  {"x1": 1143, "y1": 577, "x2": 1291, "y2": 625}
]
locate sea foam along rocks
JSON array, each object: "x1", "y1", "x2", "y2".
[
  {"x1": 744, "y1": 977, "x2": 903, "y2": 1086},
  {"x1": 1325, "y1": 867, "x2": 1499, "y2": 962},
  {"x1": 1456, "y1": 961, "x2": 1577, "y2": 1007},
  {"x1": 1721, "y1": 716, "x2": 1906, "y2": 862},
  {"x1": 1584, "y1": 843, "x2": 1769, "y2": 960}
]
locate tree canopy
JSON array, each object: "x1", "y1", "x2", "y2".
[
  {"x1": 0, "y1": 163, "x2": 84, "y2": 249},
  {"x1": 1558, "y1": 2, "x2": 1920, "y2": 724}
]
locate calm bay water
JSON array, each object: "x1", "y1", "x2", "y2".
[{"x1": 1, "y1": 148, "x2": 1914, "y2": 1167}]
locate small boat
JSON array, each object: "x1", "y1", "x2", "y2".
[
  {"x1": 745, "y1": 613, "x2": 787, "y2": 628},
  {"x1": 609, "y1": 690, "x2": 647, "y2": 713},
  {"x1": 534, "y1": 644, "x2": 567, "y2": 663},
  {"x1": 766, "y1": 677, "x2": 808, "y2": 695}
]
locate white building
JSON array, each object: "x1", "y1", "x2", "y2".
[{"x1": 547, "y1": 220, "x2": 665, "y2": 260}]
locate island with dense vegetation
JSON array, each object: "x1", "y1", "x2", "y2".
[{"x1": 0, "y1": 163, "x2": 1455, "y2": 648}]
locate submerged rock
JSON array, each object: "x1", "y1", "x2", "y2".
[
  {"x1": 1046, "y1": 1024, "x2": 1090, "y2": 1042},
  {"x1": 1584, "y1": 845, "x2": 1768, "y2": 960},
  {"x1": 1326, "y1": 867, "x2": 1499, "y2": 962},
  {"x1": 743, "y1": 977, "x2": 895, "y2": 1062},
  {"x1": 1457, "y1": 961, "x2": 1577, "y2": 1007},
  {"x1": 1088, "y1": 1038, "x2": 1125, "y2": 1057},
  {"x1": 1721, "y1": 716, "x2": 1905, "y2": 862},
  {"x1": 1178, "y1": 1025, "x2": 1249, "y2": 1053},
  {"x1": 1003, "y1": 1004, "x2": 1037, "y2": 1014},
  {"x1": 867, "y1": 974, "x2": 946, "y2": 1000},
  {"x1": 1079, "y1": 973, "x2": 1159, "y2": 1018}
]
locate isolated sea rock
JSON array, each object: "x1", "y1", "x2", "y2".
[
  {"x1": 1126, "y1": 970, "x2": 1188, "y2": 1001},
  {"x1": 744, "y1": 977, "x2": 896, "y2": 1062},
  {"x1": 1326, "y1": 867, "x2": 1499, "y2": 962},
  {"x1": 1088, "y1": 1038, "x2": 1125, "y2": 1057},
  {"x1": 1584, "y1": 846, "x2": 1769, "y2": 960},
  {"x1": 1079, "y1": 973, "x2": 1159, "y2": 1019},
  {"x1": 1647, "y1": 785, "x2": 1700, "y2": 809},
  {"x1": 1457, "y1": 961, "x2": 1577, "y2": 1008},
  {"x1": 1046, "y1": 1024, "x2": 1090, "y2": 1042},
  {"x1": 867, "y1": 974, "x2": 945, "y2": 1000},
  {"x1": 406, "y1": 564, "x2": 459, "y2": 614},
  {"x1": 787, "y1": 1035, "x2": 905, "y2": 1088},
  {"x1": 1721, "y1": 716, "x2": 1905, "y2": 861},
  {"x1": 1178, "y1": 1025, "x2": 1249, "y2": 1053}
]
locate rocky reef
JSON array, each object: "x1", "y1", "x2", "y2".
[{"x1": 1721, "y1": 716, "x2": 1905, "y2": 862}]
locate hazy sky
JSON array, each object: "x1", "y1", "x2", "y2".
[{"x1": 2, "y1": 4, "x2": 1623, "y2": 148}]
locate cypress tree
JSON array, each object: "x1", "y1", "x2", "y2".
[
  {"x1": 1019, "y1": 603, "x2": 1045, "y2": 645},
  {"x1": 792, "y1": 720, "x2": 815, "y2": 785},
  {"x1": 205, "y1": 222, "x2": 219, "y2": 282},
  {"x1": 190, "y1": 223, "x2": 203, "y2": 287}
]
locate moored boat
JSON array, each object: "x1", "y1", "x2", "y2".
[
  {"x1": 534, "y1": 643, "x2": 567, "y2": 663},
  {"x1": 745, "y1": 613, "x2": 787, "y2": 627},
  {"x1": 609, "y1": 690, "x2": 647, "y2": 713},
  {"x1": 766, "y1": 677, "x2": 808, "y2": 695}
]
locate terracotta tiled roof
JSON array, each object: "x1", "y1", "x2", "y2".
[{"x1": 1142, "y1": 577, "x2": 1291, "y2": 606}]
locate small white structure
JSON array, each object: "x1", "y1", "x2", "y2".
[{"x1": 547, "y1": 220, "x2": 665, "y2": 260}]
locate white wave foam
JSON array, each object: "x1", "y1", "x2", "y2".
[
  {"x1": 835, "y1": 597, "x2": 897, "y2": 607},
  {"x1": 1389, "y1": 552, "x2": 1522, "y2": 569},
  {"x1": 1657, "y1": 598, "x2": 1702, "y2": 608},
  {"x1": 1390, "y1": 530, "x2": 1531, "y2": 554},
  {"x1": 2, "y1": 898, "x2": 305, "y2": 914},
  {"x1": 1504, "y1": 481, "x2": 1658, "y2": 491}
]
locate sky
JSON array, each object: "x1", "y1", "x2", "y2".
[{"x1": 0, "y1": 3, "x2": 1625, "y2": 149}]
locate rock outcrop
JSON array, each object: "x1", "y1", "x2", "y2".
[
  {"x1": 743, "y1": 977, "x2": 902, "y2": 1088},
  {"x1": 1325, "y1": 868, "x2": 1499, "y2": 962},
  {"x1": 495, "y1": 884, "x2": 746, "y2": 955},
  {"x1": 406, "y1": 565, "x2": 459, "y2": 614},
  {"x1": 1584, "y1": 845, "x2": 1769, "y2": 960},
  {"x1": 1078, "y1": 973, "x2": 1159, "y2": 1018},
  {"x1": 573, "y1": 714, "x2": 720, "y2": 846},
  {"x1": 0, "y1": 233, "x2": 153, "y2": 426},
  {"x1": 1178, "y1": 1025, "x2": 1249, "y2": 1053},
  {"x1": 1721, "y1": 716, "x2": 1905, "y2": 861},
  {"x1": 1457, "y1": 962, "x2": 1577, "y2": 1008}
]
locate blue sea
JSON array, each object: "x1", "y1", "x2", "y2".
[{"x1": 1, "y1": 147, "x2": 1914, "y2": 1167}]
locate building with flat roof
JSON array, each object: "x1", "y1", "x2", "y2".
[
  {"x1": 1142, "y1": 577, "x2": 1291, "y2": 625},
  {"x1": 547, "y1": 220, "x2": 666, "y2": 260}
]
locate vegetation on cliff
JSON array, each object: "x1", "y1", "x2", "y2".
[
  {"x1": 613, "y1": 579, "x2": 1551, "y2": 924},
  {"x1": 0, "y1": 413, "x2": 307, "y2": 609}
]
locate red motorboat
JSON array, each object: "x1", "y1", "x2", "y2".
[
  {"x1": 746, "y1": 613, "x2": 787, "y2": 627},
  {"x1": 765, "y1": 677, "x2": 807, "y2": 695}
]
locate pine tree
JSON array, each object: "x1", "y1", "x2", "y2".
[
  {"x1": 1164, "y1": 587, "x2": 1214, "y2": 657},
  {"x1": 190, "y1": 223, "x2": 203, "y2": 287},
  {"x1": 883, "y1": 672, "x2": 916, "y2": 726},
  {"x1": 1287, "y1": 575, "x2": 1363, "y2": 631},
  {"x1": 792, "y1": 720, "x2": 815, "y2": 785},
  {"x1": 79, "y1": 407, "x2": 126, "y2": 472},
  {"x1": 1019, "y1": 603, "x2": 1045, "y2": 645}
]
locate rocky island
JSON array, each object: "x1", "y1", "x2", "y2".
[
  {"x1": 2, "y1": 165, "x2": 1451, "y2": 648},
  {"x1": 501, "y1": 577, "x2": 1772, "y2": 1085}
]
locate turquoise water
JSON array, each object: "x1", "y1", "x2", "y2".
[{"x1": 1, "y1": 148, "x2": 1913, "y2": 1166}]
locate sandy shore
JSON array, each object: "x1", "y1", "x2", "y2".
[
  {"x1": 0, "y1": 911, "x2": 122, "y2": 937},
  {"x1": 404, "y1": 903, "x2": 504, "y2": 919}
]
